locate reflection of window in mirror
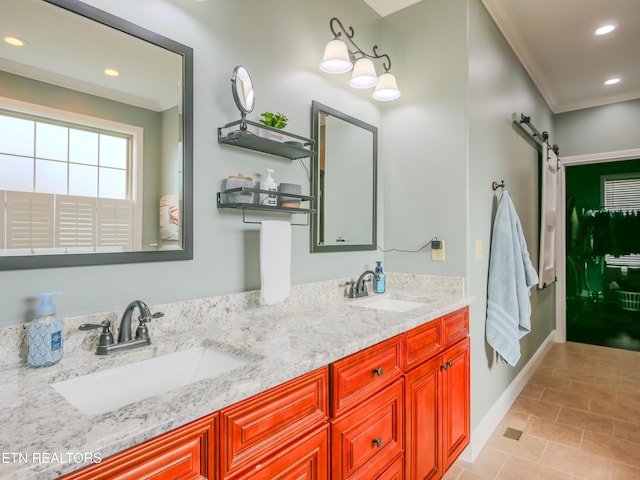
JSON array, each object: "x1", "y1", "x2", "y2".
[{"x1": 0, "y1": 98, "x2": 143, "y2": 256}]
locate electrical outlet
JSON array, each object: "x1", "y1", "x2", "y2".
[
  {"x1": 475, "y1": 240, "x2": 483, "y2": 261},
  {"x1": 431, "y1": 240, "x2": 445, "y2": 261}
]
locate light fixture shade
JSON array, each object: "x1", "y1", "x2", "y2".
[
  {"x1": 373, "y1": 72, "x2": 401, "y2": 101},
  {"x1": 319, "y1": 39, "x2": 353, "y2": 74},
  {"x1": 349, "y1": 58, "x2": 378, "y2": 89}
]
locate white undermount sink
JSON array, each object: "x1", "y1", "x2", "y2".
[
  {"x1": 52, "y1": 346, "x2": 250, "y2": 416},
  {"x1": 354, "y1": 297, "x2": 427, "y2": 312}
]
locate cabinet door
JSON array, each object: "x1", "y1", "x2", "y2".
[
  {"x1": 220, "y1": 367, "x2": 328, "y2": 478},
  {"x1": 331, "y1": 335, "x2": 403, "y2": 417},
  {"x1": 331, "y1": 379, "x2": 404, "y2": 480},
  {"x1": 404, "y1": 355, "x2": 442, "y2": 480},
  {"x1": 228, "y1": 425, "x2": 329, "y2": 480},
  {"x1": 441, "y1": 337, "x2": 470, "y2": 470},
  {"x1": 61, "y1": 413, "x2": 217, "y2": 480}
]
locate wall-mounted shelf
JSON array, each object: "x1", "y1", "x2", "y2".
[
  {"x1": 218, "y1": 119, "x2": 315, "y2": 160},
  {"x1": 217, "y1": 187, "x2": 315, "y2": 225}
]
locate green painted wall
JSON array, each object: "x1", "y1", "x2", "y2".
[
  {"x1": 467, "y1": 0, "x2": 555, "y2": 430},
  {"x1": 566, "y1": 159, "x2": 640, "y2": 211},
  {"x1": 0, "y1": 0, "x2": 384, "y2": 323},
  {"x1": 555, "y1": 99, "x2": 640, "y2": 157},
  {"x1": 1, "y1": 0, "x2": 560, "y2": 439}
]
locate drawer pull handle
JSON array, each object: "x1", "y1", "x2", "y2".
[
  {"x1": 373, "y1": 437, "x2": 383, "y2": 448},
  {"x1": 447, "y1": 360, "x2": 454, "y2": 368},
  {"x1": 373, "y1": 367, "x2": 384, "y2": 377}
]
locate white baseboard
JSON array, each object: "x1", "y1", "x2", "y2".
[{"x1": 458, "y1": 330, "x2": 557, "y2": 462}]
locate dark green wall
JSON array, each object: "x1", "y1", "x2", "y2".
[{"x1": 566, "y1": 159, "x2": 640, "y2": 212}]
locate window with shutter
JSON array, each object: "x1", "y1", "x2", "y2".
[
  {"x1": 0, "y1": 101, "x2": 141, "y2": 255},
  {"x1": 602, "y1": 174, "x2": 640, "y2": 267}
]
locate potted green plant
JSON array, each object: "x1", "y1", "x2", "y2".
[
  {"x1": 259, "y1": 112, "x2": 288, "y2": 129},
  {"x1": 258, "y1": 112, "x2": 288, "y2": 142}
]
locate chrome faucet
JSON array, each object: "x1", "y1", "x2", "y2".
[
  {"x1": 348, "y1": 270, "x2": 380, "y2": 298},
  {"x1": 80, "y1": 300, "x2": 164, "y2": 355}
]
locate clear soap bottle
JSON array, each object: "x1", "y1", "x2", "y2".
[{"x1": 27, "y1": 292, "x2": 64, "y2": 367}]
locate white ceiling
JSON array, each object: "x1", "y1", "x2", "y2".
[
  {"x1": 362, "y1": 0, "x2": 640, "y2": 113},
  {"x1": 0, "y1": 0, "x2": 182, "y2": 112}
]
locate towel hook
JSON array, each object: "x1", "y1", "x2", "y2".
[{"x1": 492, "y1": 180, "x2": 505, "y2": 191}]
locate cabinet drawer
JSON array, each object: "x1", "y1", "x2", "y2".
[
  {"x1": 229, "y1": 424, "x2": 329, "y2": 480},
  {"x1": 331, "y1": 379, "x2": 404, "y2": 480},
  {"x1": 405, "y1": 319, "x2": 442, "y2": 372},
  {"x1": 61, "y1": 413, "x2": 217, "y2": 480},
  {"x1": 377, "y1": 454, "x2": 404, "y2": 480},
  {"x1": 442, "y1": 307, "x2": 469, "y2": 347},
  {"x1": 220, "y1": 367, "x2": 328, "y2": 478},
  {"x1": 331, "y1": 335, "x2": 403, "y2": 417}
]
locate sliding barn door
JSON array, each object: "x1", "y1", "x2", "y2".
[{"x1": 538, "y1": 143, "x2": 559, "y2": 288}]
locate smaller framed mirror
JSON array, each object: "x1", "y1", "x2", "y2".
[
  {"x1": 311, "y1": 101, "x2": 377, "y2": 253},
  {"x1": 231, "y1": 66, "x2": 255, "y2": 126}
]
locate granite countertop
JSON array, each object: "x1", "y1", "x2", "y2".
[{"x1": 0, "y1": 282, "x2": 471, "y2": 480}]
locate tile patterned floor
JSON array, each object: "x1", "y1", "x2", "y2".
[{"x1": 445, "y1": 342, "x2": 640, "y2": 480}]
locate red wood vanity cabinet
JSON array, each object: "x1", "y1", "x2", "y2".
[
  {"x1": 404, "y1": 307, "x2": 470, "y2": 480},
  {"x1": 62, "y1": 307, "x2": 469, "y2": 480},
  {"x1": 60, "y1": 412, "x2": 218, "y2": 480}
]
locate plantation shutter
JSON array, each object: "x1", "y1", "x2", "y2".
[
  {"x1": 97, "y1": 198, "x2": 134, "y2": 251},
  {"x1": 56, "y1": 195, "x2": 97, "y2": 250},
  {"x1": 5, "y1": 191, "x2": 55, "y2": 251}
]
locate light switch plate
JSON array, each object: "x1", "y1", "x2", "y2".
[
  {"x1": 432, "y1": 240, "x2": 445, "y2": 261},
  {"x1": 475, "y1": 240, "x2": 483, "y2": 261}
]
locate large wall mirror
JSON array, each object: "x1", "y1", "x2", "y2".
[
  {"x1": 0, "y1": 0, "x2": 193, "y2": 270},
  {"x1": 310, "y1": 101, "x2": 377, "y2": 253}
]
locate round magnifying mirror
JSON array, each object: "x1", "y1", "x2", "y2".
[{"x1": 231, "y1": 66, "x2": 255, "y2": 117}]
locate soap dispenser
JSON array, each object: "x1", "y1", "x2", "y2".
[
  {"x1": 260, "y1": 169, "x2": 278, "y2": 206},
  {"x1": 27, "y1": 292, "x2": 63, "y2": 368},
  {"x1": 374, "y1": 261, "x2": 386, "y2": 294}
]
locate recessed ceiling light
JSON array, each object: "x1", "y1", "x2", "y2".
[
  {"x1": 604, "y1": 77, "x2": 621, "y2": 85},
  {"x1": 595, "y1": 24, "x2": 616, "y2": 35},
  {"x1": 104, "y1": 68, "x2": 119, "y2": 77},
  {"x1": 3, "y1": 35, "x2": 25, "y2": 47}
]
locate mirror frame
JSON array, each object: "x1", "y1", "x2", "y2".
[
  {"x1": 230, "y1": 65, "x2": 255, "y2": 117},
  {"x1": 310, "y1": 101, "x2": 378, "y2": 253},
  {"x1": 0, "y1": 0, "x2": 193, "y2": 270}
]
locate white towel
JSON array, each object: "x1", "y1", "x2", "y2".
[
  {"x1": 486, "y1": 191, "x2": 539, "y2": 366},
  {"x1": 260, "y1": 221, "x2": 292, "y2": 305}
]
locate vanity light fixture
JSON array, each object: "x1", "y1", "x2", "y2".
[
  {"x1": 3, "y1": 35, "x2": 25, "y2": 47},
  {"x1": 319, "y1": 17, "x2": 400, "y2": 101},
  {"x1": 104, "y1": 68, "x2": 120, "y2": 77}
]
